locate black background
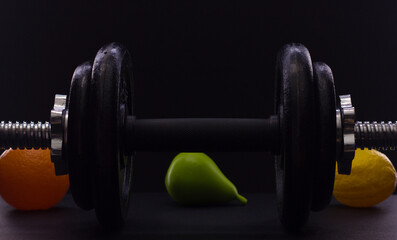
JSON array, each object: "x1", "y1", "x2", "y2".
[{"x1": 0, "y1": 1, "x2": 397, "y2": 193}]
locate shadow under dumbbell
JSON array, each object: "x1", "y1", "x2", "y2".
[
  {"x1": 0, "y1": 193, "x2": 283, "y2": 239},
  {"x1": 127, "y1": 193, "x2": 281, "y2": 235}
]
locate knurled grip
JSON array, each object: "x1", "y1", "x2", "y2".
[
  {"x1": 355, "y1": 121, "x2": 397, "y2": 151},
  {"x1": 0, "y1": 121, "x2": 50, "y2": 149}
]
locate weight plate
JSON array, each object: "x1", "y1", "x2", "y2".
[
  {"x1": 91, "y1": 42, "x2": 134, "y2": 227},
  {"x1": 67, "y1": 61, "x2": 94, "y2": 210},
  {"x1": 311, "y1": 62, "x2": 336, "y2": 211},
  {"x1": 274, "y1": 43, "x2": 315, "y2": 231}
]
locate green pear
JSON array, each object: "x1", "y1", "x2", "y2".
[{"x1": 165, "y1": 152, "x2": 247, "y2": 205}]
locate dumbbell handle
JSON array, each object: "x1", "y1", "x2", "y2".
[
  {"x1": 1, "y1": 119, "x2": 397, "y2": 153},
  {"x1": 1, "y1": 118, "x2": 397, "y2": 151},
  {"x1": 124, "y1": 116, "x2": 279, "y2": 153},
  {"x1": 0, "y1": 117, "x2": 279, "y2": 153}
]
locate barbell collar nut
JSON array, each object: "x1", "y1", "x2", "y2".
[
  {"x1": 50, "y1": 94, "x2": 68, "y2": 175},
  {"x1": 337, "y1": 94, "x2": 356, "y2": 175}
]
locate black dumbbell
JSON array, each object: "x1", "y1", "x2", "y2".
[{"x1": 0, "y1": 42, "x2": 396, "y2": 231}]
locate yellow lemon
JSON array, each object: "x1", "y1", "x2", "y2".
[{"x1": 333, "y1": 148, "x2": 397, "y2": 207}]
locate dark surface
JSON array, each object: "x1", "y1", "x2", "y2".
[{"x1": 0, "y1": 192, "x2": 396, "y2": 239}]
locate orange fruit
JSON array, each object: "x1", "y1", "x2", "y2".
[{"x1": 0, "y1": 148, "x2": 69, "y2": 210}]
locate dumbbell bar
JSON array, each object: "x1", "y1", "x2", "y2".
[{"x1": 0, "y1": 42, "x2": 396, "y2": 231}]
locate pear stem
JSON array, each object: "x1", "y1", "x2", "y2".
[{"x1": 236, "y1": 193, "x2": 248, "y2": 205}]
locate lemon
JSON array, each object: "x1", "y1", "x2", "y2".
[{"x1": 333, "y1": 148, "x2": 397, "y2": 207}]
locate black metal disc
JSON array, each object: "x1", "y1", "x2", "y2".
[
  {"x1": 90, "y1": 42, "x2": 134, "y2": 227},
  {"x1": 274, "y1": 43, "x2": 315, "y2": 231},
  {"x1": 311, "y1": 62, "x2": 337, "y2": 211},
  {"x1": 66, "y1": 61, "x2": 94, "y2": 210}
]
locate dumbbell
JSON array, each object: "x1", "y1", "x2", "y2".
[{"x1": 0, "y1": 42, "x2": 396, "y2": 231}]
